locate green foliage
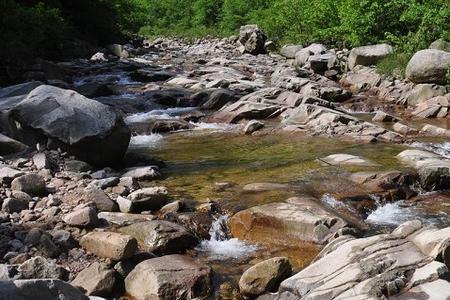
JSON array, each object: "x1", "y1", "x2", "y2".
[
  {"x1": 376, "y1": 52, "x2": 412, "y2": 77},
  {"x1": 2, "y1": 0, "x2": 450, "y2": 65},
  {"x1": 0, "y1": 0, "x2": 66, "y2": 63}
]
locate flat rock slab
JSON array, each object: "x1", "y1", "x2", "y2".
[
  {"x1": 229, "y1": 196, "x2": 348, "y2": 245},
  {"x1": 320, "y1": 154, "x2": 380, "y2": 167},
  {"x1": 97, "y1": 212, "x2": 155, "y2": 226},
  {"x1": 279, "y1": 220, "x2": 450, "y2": 300}
]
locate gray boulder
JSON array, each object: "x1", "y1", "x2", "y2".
[
  {"x1": 238, "y1": 25, "x2": 267, "y2": 55},
  {"x1": 10, "y1": 85, "x2": 130, "y2": 167},
  {"x1": 11, "y1": 174, "x2": 46, "y2": 196},
  {"x1": 280, "y1": 45, "x2": 303, "y2": 59},
  {"x1": 348, "y1": 44, "x2": 393, "y2": 69},
  {"x1": 294, "y1": 44, "x2": 327, "y2": 68},
  {"x1": 405, "y1": 49, "x2": 450, "y2": 84},
  {"x1": 429, "y1": 38, "x2": 450, "y2": 52},
  {"x1": 71, "y1": 262, "x2": 116, "y2": 297},
  {"x1": 18, "y1": 256, "x2": 68, "y2": 280},
  {"x1": 125, "y1": 255, "x2": 212, "y2": 300}
]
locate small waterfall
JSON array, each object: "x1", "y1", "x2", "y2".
[{"x1": 196, "y1": 215, "x2": 257, "y2": 260}]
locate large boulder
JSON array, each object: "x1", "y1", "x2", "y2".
[
  {"x1": 124, "y1": 255, "x2": 212, "y2": 300},
  {"x1": 405, "y1": 49, "x2": 450, "y2": 84},
  {"x1": 229, "y1": 196, "x2": 348, "y2": 245},
  {"x1": 279, "y1": 221, "x2": 450, "y2": 299},
  {"x1": 239, "y1": 257, "x2": 292, "y2": 297},
  {"x1": 10, "y1": 85, "x2": 131, "y2": 167},
  {"x1": 238, "y1": 25, "x2": 267, "y2": 55},
  {"x1": 348, "y1": 44, "x2": 393, "y2": 69}
]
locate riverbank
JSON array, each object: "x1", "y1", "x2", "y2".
[{"x1": 1, "y1": 27, "x2": 450, "y2": 299}]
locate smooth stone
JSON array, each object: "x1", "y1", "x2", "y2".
[{"x1": 80, "y1": 231, "x2": 137, "y2": 260}]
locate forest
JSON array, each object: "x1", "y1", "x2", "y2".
[{"x1": 1, "y1": 0, "x2": 450, "y2": 62}]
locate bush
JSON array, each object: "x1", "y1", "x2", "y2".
[{"x1": 376, "y1": 52, "x2": 412, "y2": 77}]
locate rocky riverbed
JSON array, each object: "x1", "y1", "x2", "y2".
[{"x1": 1, "y1": 25, "x2": 450, "y2": 299}]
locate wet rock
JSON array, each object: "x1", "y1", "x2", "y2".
[
  {"x1": 280, "y1": 45, "x2": 303, "y2": 59},
  {"x1": 230, "y1": 196, "x2": 348, "y2": 245},
  {"x1": 80, "y1": 231, "x2": 137, "y2": 260},
  {"x1": 98, "y1": 212, "x2": 155, "y2": 226},
  {"x1": 18, "y1": 256, "x2": 68, "y2": 280},
  {"x1": 74, "y1": 83, "x2": 113, "y2": 98},
  {"x1": 405, "y1": 49, "x2": 450, "y2": 84},
  {"x1": 348, "y1": 44, "x2": 393, "y2": 69},
  {"x1": 125, "y1": 255, "x2": 212, "y2": 300},
  {"x1": 0, "y1": 279, "x2": 88, "y2": 300},
  {"x1": 243, "y1": 120, "x2": 264, "y2": 135},
  {"x1": 11, "y1": 174, "x2": 46, "y2": 196},
  {"x1": 119, "y1": 221, "x2": 197, "y2": 255},
  {"x1": 107, "y1": 44, "x2": 128, "y2": 58},
  {"x1": 0, "y1": 134, "x2": 27, "y2": 155},
  {"x1": 239, "y1": 257, "x2": 292, "y2": 297},
  {"x1": 320, "y1": 154, "x2": 380, "y2": 167},
  {"x1": 243, "y1": 182, "x2": 289, "y2": 192},
  {"x1": 71, "y1": 262, "x2": 116, "y2": 297},
  {"x1": 10, "y1": 85, "x2": 131, "y2": 167},
  {"x1": 238, "y1": 25, "x2": 267, "y2": 55},
  {"x1": 121, "y1": 166, "x2": 160, "y2": 180},
  {"x1": 279, "y1": 221, "x2": 450, "y2": 299},
  {"x1": 63, "y1": 205, "x2": 98, "y2": 227}
]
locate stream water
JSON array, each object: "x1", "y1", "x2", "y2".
[{"x1": 80, "y1": 68, "x2": 450, "y2": 298}]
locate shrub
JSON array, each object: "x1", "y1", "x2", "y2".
[{"x1": 376, "y1": 52, "x2": 413, "y2": 77}]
